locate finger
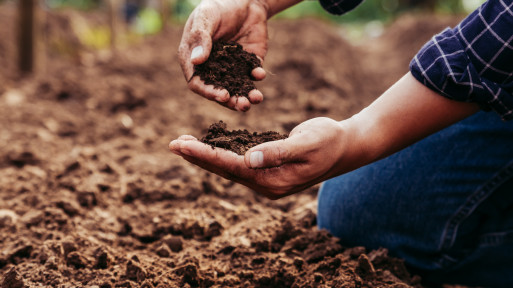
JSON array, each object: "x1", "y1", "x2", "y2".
[
  {"x1": 177, "y1": 135, "x2": 197, "y2": 141},
  {"x1": 169, "y1": 139, "x2": 185, "y2": 156},
  {"x1": 251, "y1": 67, "x2": 266, "y2": 81},
  {"x1": 172, "y1": 139, "x2": 306, "y2": 199},
  {"x1": 248, "y1": 89, "x2": 263, "y2": 104},
  {"x1": 178, "y1": 7, "x2": 217, "y2": 81},
  {"x1": 189, "y1": 76, "x2": 230, "y2": 102},
  {"x1": 178, "y1": 14, "x2": 196, "y2": 81},
  {"x1": 178, "y1": 148, "x2": 290, "y2": 200},
  {"x1": 169, "y1": 136, "x2": 194, "y2": 155},
  {"x1": 176, "y1": 140, "x2": 253, "y2": 180},
  {"x1": 235, "y1": 5, "x2": 268, "y2": 60},
  {"x1": 244, "y1": 138, "x2": 300, "y2": 169},
  {"x1": 235, "y1": 97, "x2": 251, "y2": 112},
  {"x1": 226, "y1": 96, "x2": 238, "y2": 110},
  {"x1": 187, "y1": 11, "x2": 215, "y2": 65}
]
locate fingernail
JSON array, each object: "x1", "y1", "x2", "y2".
[
  {"x1": 180, "y1": 146, "x2": 193, "y2": 156},
  {"x1": 215, "y1": 93, "x2": 228, "y2": 102},
  {"x1": 191, "y1": 46, "x2": 203, "y2": 60},
  {"x1": 169, "y1": 140, "x2": 179, "y2": 153},
  {"x1": 250, "y1": 151, "x2": 264, "y2": 168}
]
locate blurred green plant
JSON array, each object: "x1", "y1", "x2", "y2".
[
  {"x1": 275, "y1": 0, "x2": 481, "y2": 24},
  {"x1": 39, "y1": 0, "x2": 484, "y2": 22},
  {"x1": 45, "y1": 0, "x2": 102, "y2": 10},
  {"x1": 133, "y1": 7, "x2": 162, "y2": 34}
]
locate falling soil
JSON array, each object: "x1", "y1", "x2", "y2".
[
  {"x1": 0, "y1": 3, "x2": 468, "y2": 287},
  {"x1": 193, "y1": 41, "x2": 261, "y2": 98},
  {"x1": 201, "y1": 121, "x2": 288, "y2": 155}
]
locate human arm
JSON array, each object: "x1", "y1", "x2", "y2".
[
  {"x1": 169, "y1": 72, "x2": 479, "y2": 199},
  {"x1": 178, "y1": 0, "x2": 303, "y2": 112}
]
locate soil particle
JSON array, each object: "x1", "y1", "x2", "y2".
[
  {"x1": 0, "y1": 210, "x2": 17, "y2": 228},
  {"x1": 93, "y1": 247, "x2": 111, "y2": 269},
  {"x1": 61, "y1": 240, "x2": 78, "y2": 257},
  {"x1": 357, "y1": 254, "x2": 377, "y2": 277},
  {"x1": 5, "y1": 151, "x2": 39, "y2": 168},
  {"x1": 162, "y1": 235, "x2": 183, "y2": 253},
  {"x1": 155, "y1": 244, "x2": 171, "y2": 258},
  {"x1": 44, "y1": 256, "x2": 59, "y2": 270},
  {"x1": 4, "y1": 242, "x2": 33, "y2": 264},
  {"x1": 76, "y1": 190, "x2": 98, "y2": 208},
  {"x1": 1, "y1": 267, "x2": 26, "y2": 288},
  {"x1": 140, "y1": 280, "x2": 155, "y2": 288},
  {"x1": 193, "y1": 41, "x2": 261, "y2": 98},
  {"x1": 174, "y1": 263, "x2": 201, "y2": 287},
  {"x1": 66, "y1": 251, "x2": 88, "y2": 269},
  {"x1": 55, "y1": 200, "x2": 80, "y2": 217},
  {"x1": 201, "y1": 121, "x2": 287, "y2": 155},
  {"x1": 126, "y1": 260, "x2": 147, "y2": 282}
]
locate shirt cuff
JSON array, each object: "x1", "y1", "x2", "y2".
[
  {"x1": 318, "y1": 0, "x2": 363, "y2": 15},
  {"x1": 410, "y1": 28, "x2": 513, "y2": 121}
]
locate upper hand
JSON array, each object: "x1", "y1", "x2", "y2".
[
  {"x1": 169, "y1": 118, "x2": 348, "y2": 199},
  {"x1": 178, "y1": 0, "x2": 268, "y2": 112}
]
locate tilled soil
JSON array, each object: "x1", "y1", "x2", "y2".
[{"x1": 0, "y1": 5, "x2": 464, "y2": 288}]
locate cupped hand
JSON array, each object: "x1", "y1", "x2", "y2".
[
  {"x1": 169, "y1": 118, "x2": 350, "y2": 199},
  {"x1": 179, "y1": 0, "x2": 268, "y2": 112}
]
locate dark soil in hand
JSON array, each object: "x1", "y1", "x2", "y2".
[
  {"x1": 193, "y1": 41, "x2": 261, "y2": 98},
  {"x1": 201, "y1": 121, "x2": 287, "y2": 155}
]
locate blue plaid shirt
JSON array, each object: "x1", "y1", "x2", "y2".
[{"x1": 319, "y1": 0, "x2": 513, "y2": 120}]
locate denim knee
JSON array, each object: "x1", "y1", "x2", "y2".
[{"x1": 317, "y1": 111, "x2": 513, "y2": 287}]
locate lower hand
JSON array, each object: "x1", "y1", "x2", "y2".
[{"x1": 169, "y1": 117, "x2": 347, "y2": 199}]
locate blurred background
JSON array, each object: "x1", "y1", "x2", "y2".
[{"x1": 1, "y1": 0, "x2": 485, "y2": 77}]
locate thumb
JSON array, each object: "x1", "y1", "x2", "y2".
[
  {"x1": 189, "y1": 30, "x2": 212, "y2": 65},
  {"x1": 244, "y1": 139, "x2": 297, "y2": 169}
]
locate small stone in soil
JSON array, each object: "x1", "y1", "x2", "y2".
[
  {"x1": 163, "y1": 235, "x2": 183, "y2": 253},
  {"x1": 66, "y1": 251, "x2": 88, "y2": 269}
]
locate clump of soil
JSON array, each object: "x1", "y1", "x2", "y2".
[
  {"x1": 201, "y1": 121, "x2": 287, "y2": 155},
  {"x1": 193, "y1": 41, "x2": 261, "y2": 98}
]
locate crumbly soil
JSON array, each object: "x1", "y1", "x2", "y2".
[
  {"x1": 0, "y1": 4, "x2": 467, "y2": 288},
  {"x1": 201, "y1": 121, "x2": 288, "y2": 155},
  {"x1": 193, "y1": 41, "x2": 261, "y2": 98}
]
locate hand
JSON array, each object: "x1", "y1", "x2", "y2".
[
  {"x1": 178, "y1": 0, "x2": 268, "y2": 112},
  {"x1": 169, "y1": 118, "x2": 349, "y2": 199},
  {"x1": 169, "y1": 73, "x2": 480, "y2": 199}
]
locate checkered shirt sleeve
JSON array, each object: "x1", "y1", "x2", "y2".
[
  {"x1": 318, "y1": 0, "x2": 363, "y2": 15},
  {"x1": 410, "y1": 0, "x2": 513, "y2": 120}
]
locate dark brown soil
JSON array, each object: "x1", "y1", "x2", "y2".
[
  {"x1": 0, "y1": 3, "x2": 469, "y2": 287},
  {"x1": 193, "y1": 41, "x2": 261, "y2": 98},
  {"x1": 201, "y1": 121, "x2": 288, "y2": 155}
]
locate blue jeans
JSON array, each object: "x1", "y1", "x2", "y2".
[{"x1": 318, "y1": 111, "x2": 513, "y2": 287}]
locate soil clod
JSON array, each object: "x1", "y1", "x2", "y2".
[
  {"x1": 193, "y1": 41, "x2": 261, "y2": 98},
  {"x1": 1, "y1": 267, "x2": 26, "y2": 288},
  {"x1": 201, "y1": 121, "x2": 287, "y2": 155}
]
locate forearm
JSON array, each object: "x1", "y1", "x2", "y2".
[
  {"x1": 262, "y1": 0, "x2": 304, "y2": 17},
  {"x1": 339, "y1": 72, "x2": 479, "y2": 171}
]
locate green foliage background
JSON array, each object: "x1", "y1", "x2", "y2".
[{"x1": 37, "y1": 0, "x2": 481, "y2": 23}]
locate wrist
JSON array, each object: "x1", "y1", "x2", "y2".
[{"x1": 336, "y1": 115, "x2": 380, "y2": 173}]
